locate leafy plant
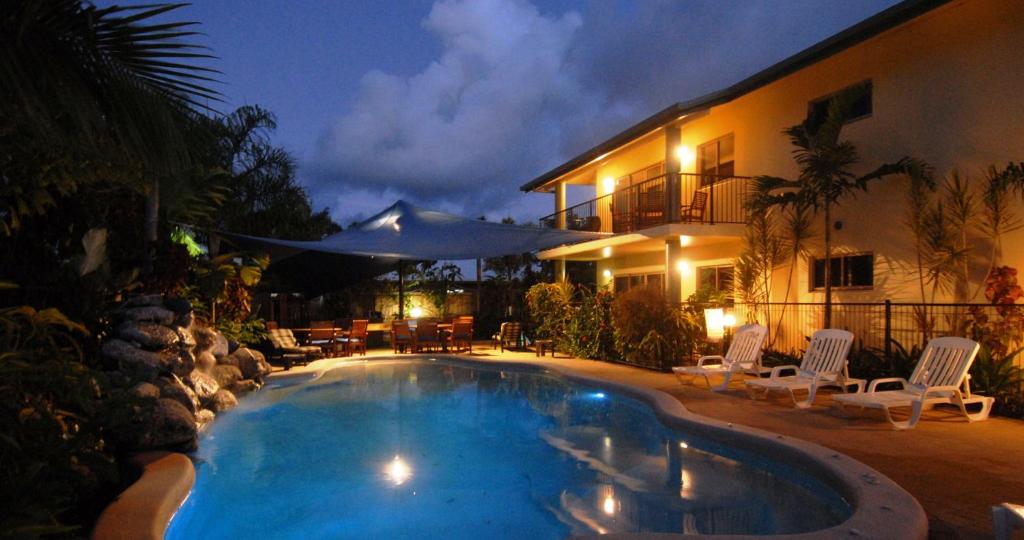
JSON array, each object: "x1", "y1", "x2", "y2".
[
  {"x1": 969, "y1": 346, "x2": 1023, "y2": 398},
  {"x1": 610, "y1": 286, "x2": 695, "y2": 371},
  {"x1": 0, "y1": 306, "x2": 117, "y2": 537},
  {"x1": 525, "y1": 282, "x2": 572, "y2": 341},
  {"x1": 563, "y1": 286, "x2": 614, "y2": 360}
]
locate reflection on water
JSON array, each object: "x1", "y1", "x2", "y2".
[{"x1": 166, "y1": 361, "x2": 850, "y2": 540}]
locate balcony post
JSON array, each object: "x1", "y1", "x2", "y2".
[
  {"x1": 665, "y1": 238, "x2": 683, "y2": 303},
  {"x1": 555, "y1": 181, "x2": 567, "y2": 230},
  {"x1": 664, "y1": 124, "x2": 682, "y2": 222}
]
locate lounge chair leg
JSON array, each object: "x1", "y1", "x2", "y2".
[
  {"x1": 712, "y1": 372, "x2": 733, "y2": 392},
  {"x1": 958, "y1": 394, "x2": 994, "y2": 422}
]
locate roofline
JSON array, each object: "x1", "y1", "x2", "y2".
[{"x1": 519, "y1": 0, "x2": 952, "y2": 193}]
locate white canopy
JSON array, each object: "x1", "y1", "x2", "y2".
[{"x1": 223, "y1": 200, "x2": 606, "y2": 261}]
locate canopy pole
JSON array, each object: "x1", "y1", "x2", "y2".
[
  {"x1": 475, "y1": 258, "x2": 482, "y2": 315},
  {"x1": 398, "y1": 261, "x2": 405, "y2": 319}
]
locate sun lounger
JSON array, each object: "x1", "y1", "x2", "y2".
[
  {"x1": 673, "y1": 324, "x2": 768, "y2": 390},
  {"x1": 993, "y1": 503, "x2": 1024, "y2": 540},
  {"x1": 833, "y1": 336, "x2": 991, "y2": 429},
  {"x1": 745, "y1": 329, "x2": 857, "y2": 408}
]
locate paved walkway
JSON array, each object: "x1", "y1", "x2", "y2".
[{"x1": 274, "y1": 345, "x2": 1024, "y2": 540}]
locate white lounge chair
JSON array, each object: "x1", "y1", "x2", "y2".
[
  {"x1": 673, "y1": 324, "x2": 768, "y2": 391},
  {"x1": 993, "y1": 503, "x2": 1024, "y2": 540},
  {"x1": 745, "y1": 329, "x2": 857, "y2": 408},
  {"x1": 833, "y1": 336, "x2": 992, "y2": 429}
]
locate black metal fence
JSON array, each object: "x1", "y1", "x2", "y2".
[{"x1": 539, "y1": 173, "x2": 752, "y2": 233}]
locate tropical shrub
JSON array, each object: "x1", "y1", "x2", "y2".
[
  {"x1": 969, "y1": 346, "x2": 1024, "y2": 418},
  {"x1": 563, "y1": 286, "x2": 614, "y2": 360},
  {"x1": 610, "y1": 286, "x2": 695, "y2": 371},
  {"x1": 525, "y1": 282, "x2": 572, "y2": 342},
  {"x1": 0, "y1": 306, "x2": 117, "y2": 537}
]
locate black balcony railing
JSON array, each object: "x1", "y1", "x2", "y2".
[{"x1": 539, "y1": 173, "x2": 752, "y2": 233}]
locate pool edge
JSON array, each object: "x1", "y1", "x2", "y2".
[{"x1": 100, "y1": 355, "x2": 927, "y2": 540}]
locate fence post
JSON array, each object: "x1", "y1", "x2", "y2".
[{"x1": 884, "y1": 299, "x2": 892, "y2": 358}]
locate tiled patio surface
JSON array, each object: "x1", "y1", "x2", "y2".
[{"x1": 273, "y1": 345, "x2": 1024, "y2": 540}]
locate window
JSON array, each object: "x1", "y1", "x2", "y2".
[
  {"x1": 697, "y1": 134, "x2": 735, "y2": 186},
  {"x1": 810, "y1": 253, "x2": 873, "y2": 290},
  {"x1": 698, "y1": 265, "x2": 735, "y2": 296},
  {"x1": 807, "y1": 81, "x2": 872, "y2": 132},
  {"x1": 613, "y1": 272, "x2": 665, "y2": 293}
]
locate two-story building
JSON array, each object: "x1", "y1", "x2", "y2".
[{"x1": 522, "y1": 0, "x2": 1024, "y2": 312}]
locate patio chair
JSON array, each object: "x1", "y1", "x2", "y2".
[
  {"x1": 681, "y1": 191, "x2": 708, "y2": 223},
  {"x1": 339, "y1": 319, "x2": 369, "y2": 356},
  {"x1": 493, "y1": 322, "x2": 522, "y2": 352},
  {"x1": 673, "y1": 324, "x2": 768, "y2": 391},
  {"x1": 449, "y1": 319, "x2": 474, "y2": 353},
  {"x1": 745, "y1": 329, "x2": 856, "y2": 408},
  {"x1": 415, "y1": 321, "x2": 441, "y2": 352},
  {"x1": 391, "y1": 320, "x2": 413, "y2": 353},
  {"x1": 832, "y1": 336, "x2": 991, "y2": 429},
  {"x1": 308, "y1": 320, "x2": 338, "y2": 356},
  {"x1": 267, "y1": 328, "x2": 321, "y2": 367}
]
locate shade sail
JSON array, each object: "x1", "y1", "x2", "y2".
[{"x1": 221, "y1": 200, "x2": 606, "y2": 261}]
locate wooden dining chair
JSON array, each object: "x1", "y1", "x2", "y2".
[
  {"x1": 415, "y1": 321, "x2": 441, "y2": 352},
  {"x1": 391, "y1": 320, "x2": 413, "y2": 353},
  {"x1": 309, "y1": 320, "x2": 338, "y2": 356},
  {"x1": 449, "y1": 320, "x2": 474, "y2": 353},
  {"x1": 342, "y1": 319, "x2": 369, "y2": 356}
]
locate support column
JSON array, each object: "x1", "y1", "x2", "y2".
[
  {"x1": 665, "y1": 238, "x2": 683, "y2": 304},
  {"x1": 664, "y1": 124, "x2": 682, "y2": 222},
  {"x1": 554, "y1": 181, "x2": 568, "y2": 282}
]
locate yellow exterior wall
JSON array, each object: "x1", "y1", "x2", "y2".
[{"x1": 562, "y1": 0, "x2": 1024, "y2": 304}]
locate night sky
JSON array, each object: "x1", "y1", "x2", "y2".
[{"x1": 112, "y1": 0, "x2": 898, "y2": 226}]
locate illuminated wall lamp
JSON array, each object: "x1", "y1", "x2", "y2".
[
  {"x1": 602, "y1": 246, "x2": 612, "y2": 258},
  {"x1": 602, "y1": 176, "x2": 616, "y2": 195}
]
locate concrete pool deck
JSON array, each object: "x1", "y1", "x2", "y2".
[{"x1": 280, "y1": 345, "x2": 1024, "y2": 540}]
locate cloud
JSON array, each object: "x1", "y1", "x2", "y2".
[{"x1": 311, "y1": 0, "x2": 896, "y2": 225}]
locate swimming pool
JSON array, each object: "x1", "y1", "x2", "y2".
[{"x1": 166, "y1": 359, "x2": 856, "y2": 538}]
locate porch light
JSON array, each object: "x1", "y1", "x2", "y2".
[
  {"x1": 602, "y1": 269, "x2": 612, "y2": 279},
  {"x1": 675, "y1": 145, "x2": 694, "y2": 171},
  {"x1": 704, "y1": 308, "x2": 725, "y2": 342},
  {"x1": 602, "y1": 246, "x2": 612, "y2": 258},
  {"x1": 409, "y1": 306, "x2": 423, "y2": 319},
  {"x1": 679, "y1": 235, "x2": 692, "y2": 247},
  {"x1": 602, "y1": 176, "x2": 616, "y2": 195},
  {"x1": 676, "y1": 259, "x2": 690, "y2": 274}
]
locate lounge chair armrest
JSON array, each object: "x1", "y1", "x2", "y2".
[
  {"x1": 696, "y1": 355, "x2": 724, "y2": 367},
  {"x1": 918, "y1": 385, "x2": 963, "y2": 399},
  {"x1": 867, "y1": 377, "x2": 909, "y2": 392},
  {"x1": 770, "y1": 365, "x2": 799, "y2": 379}
]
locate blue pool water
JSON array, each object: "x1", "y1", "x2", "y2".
[{"x1": 166, "y1": 360, "x2": 850, "y2": 539}]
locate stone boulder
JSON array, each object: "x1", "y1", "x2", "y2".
[
  {"x1": 195, "y1": 409, "x2": 216, "y2": 430},
  {"x1": 122, "y1": 306, "x2": 175, "y2": 326},
  {"x1": 229, "y1": 379, "x2": 260, "y2": 395},
  {"x1": 175, "y1": 326, "x2": 196, "y2": 350},
  {"x1": 188, "y1": 369, "x2": 220, "y2": 403},
  {"x1": 142, "y1": 399, "x2": 198, "y2": 451},
  {"x1": 211, "y1": 332, "x2": 230, "y2": 358},
  {"x1": 156, "y1": 375, "x2": 200, "y2": 414},
  {"x1": 117, "y1": 322, "x2": 179, "y2": 350},
  {"x1": 222, "y1": 348, "x2": 272, "y2": 380},
  {"x1": 176, "y1": 350, "x2": 196, "y2": 375},
  {"x1": 125, "y1": 294, "x2": 164, "y2": 308},
  {"x1": 211, "y1": 364, "x2": 243, "y2": 389},
  {"x1": 130, "y1": 382, "x2": 161, "y2": 400},
  {"x1": 102, "y1": 339, "x2": 178, "y2": 381},
  {"x1": 208, "y1": 389, "x2": 238, "y2": 413}
]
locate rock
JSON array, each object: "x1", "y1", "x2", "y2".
[
  {"x1": 163, "y1": 296, "x2": 192, "y2": 315},
  {"x1": 122, "y1": 306, "x2": 175, "y2": 326},
  {"x1": 228, "y1": 340, "x2": 240, "y2": 354},
  {"x1": 195, "y1": 351, "x2": 217, "y2": 372},
  {"x1": 211, "y1": 364, "x2": 243, "y2": 389},
  {"x1": 195, "y1": 409, "x2": 216, "y2": 429},
  {"x1": 156, "y1": 375, "x2": 200, "y2": 414},
  {"x1": 175, "y1": 326, "x2": 196, "y2": 350},
  {"x1": 208, "y1": 389, "x2": 238, "y2": 413},
  {"x1": 125, "y1": 294, "x2": 164, "y2": 308},
  {"x1": 117, "y1": 322, "x2": 179, "y2": 350},
  {"x1": 102, "y1": 339, "x2": 178, "y2": 381},
  {"x1": 173, "y1": 310, "x2": 195, "y2": 329},
  {"x1": 230, "y1": 379, "x2": 260, "y2": 395},
  {"x1": 211, "y1": 332, "x2": 230, "y2": 358},
  {"x1": 188, "y1": 369, "x2": 220, "y2": 403},
  {"x1": 175, "y1": 350, "x2": 196, "y2": 376},
  {"x1": 130, "y1": 382, "x2": 161, "y2": 400},
  {"x1": 225, "y1": 348, "x2": 272, "y2": 380},
  {"x1": 143, "y1": 398, "x2": 198, "y2": 451},
  {"x1": 192, "y1": 326, "x2": 217, "y2": 352}
]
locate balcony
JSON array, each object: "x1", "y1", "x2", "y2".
[{"x1": 539, "y1": 173, "x2": 752, "y2": 233}]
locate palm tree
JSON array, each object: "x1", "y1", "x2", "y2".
[
  {"x1": 752, "y1": 86, "x2": 931, "y2": 327},
  {"x1": 1, "y1": 1, "x2": 221, "y2": 263}
]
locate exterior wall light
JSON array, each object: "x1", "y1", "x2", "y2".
[
  {"x1": 602, "y1": 246, "x2": 612, "y2": 258},
  {"x1": 679, "y1": 235, "x2": 692, "y2": 247},
  {"x1": 602, "y1": 269, "x2": 612, "y2": 279},
  {"x1": 602, "y1": 176, "x2": 616, "y2": 195},
  {"x1": 675, "y1": 145, "x2": 694, "y2": 171},
  {"x1": 676, "y1": 259, "x2": 690, "y2": 274}
]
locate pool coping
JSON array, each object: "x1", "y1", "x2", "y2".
[{"x1": 94, "y1": 355, "x2": 927, "y2": 540}]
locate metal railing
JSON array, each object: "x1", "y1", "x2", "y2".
[{"x1": 539, "y1": 173, "x2": 752, "y2": 233}]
